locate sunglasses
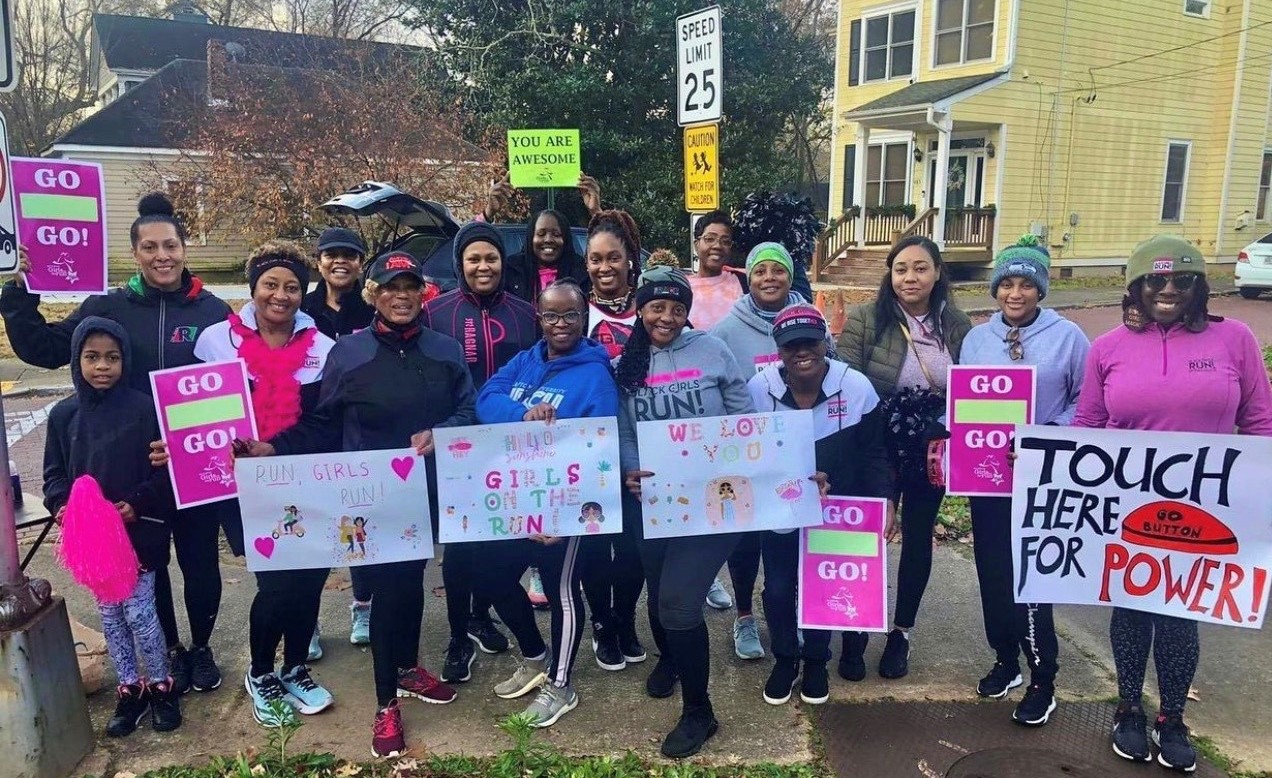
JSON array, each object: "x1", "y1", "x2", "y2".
[
  {"x1": 1005, "y1": 326, "x2": 1024, "y2": 361},
  {"x1": 1143, "y1": 273, "x2": 1198, "y2": 292},
  {"x1": 539, "y1": 311, "x2": 583, "y2": 326}
]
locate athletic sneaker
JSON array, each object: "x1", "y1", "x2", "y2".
[
  {"x1": 350, "y1": 601, "x2": 372, "y2": 645},
  {"x1": 763, "y1": 660, "x2": 799, "y2": 705},
  {"x1": 977, "y1": 661, "x2": 1023, "y2": 698},
  {"x1": 527, "y1": 568, "x2": 549, "y2": 610},
  {"x1": 592, "y1": 624, "x2": 627, "y2": 671},
  {"x1": 441, "y1": 637, "x2": 476, "y2": 684},
  {"x1": 800, "y1": 662, "x2": 830, "y2": 705},
  {"x1": 168, "y1": 645, "x2": 192, "y2": 695},
  {"x1": 705, "y1": 577, "x2": 732, "y2": 610},
  {"x1": 617, "y1": 619, "x2": 647, "y2": 663},
  {"x1": 646, "y1": 657, "x2": 678, "y2": 698},
  {"x1": 494, "y1": 653, "x2": 548, "y2": 699},
  {"x1": 147, "y1": 678, "x2": 182, "y2": 732},
  {"x1": 523, "y1": 682, "x2": 578, "y2": 728},
  {"x1": 878, "y1": 629, "x2": 910, "y2": 679},
  {"x1": 1153, "y1": 713, "x2": 1198, "y2": 772},
  {"x1": 244, "y1": 672, "x2": 297, "y2": 728},
  {"x1": 371, "y1": 700, "x2": 405, "y2": 758},
  {"x1": 279, "y1": 665, "x2": 334, "y2": 714},
  {"x1": 1111, "y1": 703, "x2": 1152, "y2": 762},
  {"x1": 733, "y1": 615, "x2": 764, "y2": 659},
  {"x1": 190, "y1": 645, "x2": 222, "y2": 691},
  {"x1": 1012, "y1": 683, "x2": 1056, "y2": 726},
  {"x1": 838, "y1": 632, "x2": 868, "y2": 682},
  {"x1": 307, "y1": 625, "x2": 323, "y2": 662},
  {"x1": 106, "y1": 683, "x2": 148, "y2": 737},
  {"x1": 661, "y1": 703, "x2": 719, "y2": 759},
  {"x1": 467, "y1": 615, "x2": 510, "y2": 654},
  {"x1": 396, "y1": 666, "x2": 456, "y2": 704}
]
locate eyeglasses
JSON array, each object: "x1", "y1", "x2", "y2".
[
  {"x1": 539, "y1": 311, "x2": 583, "y2": 326},
  {"x1": 1143, "y1": 273, "x2": 1198, "y2": 292},
  {"x1": 1005, "y1": 327, "x2": 1024, "y2": 361},
  {"x1": 698, "y1": 235, "x2": 733, "y2": 248}
]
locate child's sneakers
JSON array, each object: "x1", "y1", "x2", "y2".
[
  {"x1": 106, "y1": 683, "x2": 149, "y2": 737},
  {"x1": 147, "y1": 677, "x2": 183, "y2": 732},
  {"x1": 279, "y1": 665, "x2": 334, "y2": 714},
  {"x1": 245, "y1": 671, "x2": 298, "y2": 727}
]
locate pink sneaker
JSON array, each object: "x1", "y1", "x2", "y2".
[
  {"x1": 372, "y1": 700, "x2": 405, "y2": 758},
  {"x1": 396, "y1": 666, "x2": 456, "y2": 704}
]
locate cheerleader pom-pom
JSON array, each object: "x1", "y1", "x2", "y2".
[{"x1": 57, "y1": 475, "x2": 138, "y2": 605}]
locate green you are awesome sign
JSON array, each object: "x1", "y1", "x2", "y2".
[{"x1": 507, "y1": 129, "x2": 581, "y2": 188}]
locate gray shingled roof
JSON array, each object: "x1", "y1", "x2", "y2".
[{"x1": 845, "y1": 72, "x2": 1005, "y2": 115}]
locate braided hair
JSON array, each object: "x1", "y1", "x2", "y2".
[
  {"x1": 130, "y1": 192, "x2": 188, "y2": 248},
  {"x1": 614, "y1": 313, "x2": 653, "y2": 395},
  {"x1": 587, "y1": 209, "x2": 642, "y2": 289},
  {"x1": 1122, "y1": 275, "x2": 1214, "y2": 333}
]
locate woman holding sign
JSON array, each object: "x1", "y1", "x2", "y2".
[
  {"x1": 836, "y1": 236, "x2": 971, "y2": 681},
  {"x1": 1, "y1": 193, "x2": 233, "y2": 696},
  {"x1": 1074, "y1": 235, "x2": 1272, "y2": 771},
  {"x1": 960, "y1": 236, "x2": 1089, "y2": 726},
  {"x1": 748, "y1": 304, "x2": 892, "y2": 706},
  {"x1": 474, "y1": 279, "x2": 620, "y2": 727},
  {"x1": 246, "y1": 250, "x2": 477, "y2": 758}
]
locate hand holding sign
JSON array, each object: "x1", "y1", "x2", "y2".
[{"x1": 11, "y1": 158, "x2": 108, "y2": 294}]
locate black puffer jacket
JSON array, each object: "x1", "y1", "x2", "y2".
[
  {"x1": 301, "y1": 281, "x2": 375, "y2": 340},
  {"x1": 0, "y1": 271, "x2": 231, "y2": 394},
  {"x1": 43, "y1": 317, "x2": 172, "y2": 569}
]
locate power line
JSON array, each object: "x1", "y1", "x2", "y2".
[
  {"x1": 1089, "y1": 17, "x2": 1272, "y2": 73},
  {"x1": 1048, "y1": 48, "x2": 1272, "y2": 96}
]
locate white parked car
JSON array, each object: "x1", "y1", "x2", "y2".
[{"x1": 1235, "y1": 231, "x2": 1272, "y2": 299}]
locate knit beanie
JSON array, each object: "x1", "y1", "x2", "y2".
[
  {"x1": 990, "y1": 234, "x2": 1051, "y2": 300},
  {"x1": 453, "y1": 221, "x2": 505, "y2": 267},
  {"x1": 1125, "y1": 234, "x2": 1203, "y2": 288},
  {"x1": 635, "y1": 266, "x2": 693, "y2": 312},
  {"x1": 746, "y1": 241, "x2": 795, "y2": 279}
]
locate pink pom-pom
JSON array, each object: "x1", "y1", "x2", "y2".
[{"x1": 56, "y1": 475, "x2": 139, "y2": 604}]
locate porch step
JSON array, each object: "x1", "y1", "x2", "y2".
[{"x1": 820, "y1": 249, "x2": 890, "y2": 286}]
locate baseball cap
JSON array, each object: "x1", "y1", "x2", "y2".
[
  {"x1": 367, "y1": 251, "x2": 425, "y2": 285},
  {"x1": 771, "y1": 304, "x2": 828, "y2": 347},
  {"x1": 316, "y1": 227, "x2": 367, "y2": 256}
]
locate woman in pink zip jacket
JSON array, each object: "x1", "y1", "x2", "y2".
[{"x1": 1073, "y1": 235, "x2": 1272, "y2": 772}]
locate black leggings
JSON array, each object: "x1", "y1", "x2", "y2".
[
  {"x1": 760, "y1": 530, "x2": 832, "y2": 664},
  {"x1": 249, "y1": 567, "x2": 329, "y2": 677},
  {"x1": 893, "y1": 477, "x2": 945, "y2": 629},
  {"x1": 474, "y1": 537, "x2": 586, "y2": 687},
  {"x1": 727, "y1": 532, "x2": 763, "y2": 613},
  {"x1": 970, "y1": 497, "x2": 1059, "y2": 685},
  {"x1": 581, "y1": 493, "x2": 646, "y2": 631},
  {"x1": 351, "y1": 566, "x2": 372, "y2": 603},
  {"x1": 153, "y1": 502, "x2": 223, "y2": 649},
  {"x1": 359, "y1": 559, "x2": 427, "y2": 706},
  {"x1": 441, "y1": 541, "x2": 495, "y2": 639},
  {"x1": 1110, "y1": 607, "x2": 1199, "y2": 716}
]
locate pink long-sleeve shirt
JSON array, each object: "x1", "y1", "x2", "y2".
[{"x1": 1073, "y1": 318, "x2": 1272, "y2": 436}]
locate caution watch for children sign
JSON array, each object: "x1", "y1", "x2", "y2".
[{"x1": 683, "y1": 123, "x2": 719, "y2": 212}]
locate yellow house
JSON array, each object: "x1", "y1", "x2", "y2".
[{"x1": 823, "y1": 0, "x2": 1272, "y2": 281}]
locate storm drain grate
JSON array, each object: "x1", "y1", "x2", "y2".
[{"x1": 813, "y1": 700, "x2": 1226, "y2": 777}]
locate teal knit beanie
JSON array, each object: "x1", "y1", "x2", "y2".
[{"x1": 990, "y1": 234, "x2": 1051, "y2": 300}]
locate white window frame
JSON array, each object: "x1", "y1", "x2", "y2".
[
  {"x1": 1257, "y1": 149, "x2": 1272, "y2": 222},
  {"x1": 932, "y1": 0, "x2": 997, "y2": 68},
  {"x1": 864, "y1": 140, "x2": 913, "y2": 207},
  {"x1": 1183, "y1": 0, "x2": 1211, "y2": 19},
  {"x1": 1160, "y1": 140, "x2": 1192, "y2": 224},
  {"x1": 164, "y1": 177, "x2": 209, "y2": 247},
  {"x1": 860, "y1": 5, "x2": 917, "y2": 84}
]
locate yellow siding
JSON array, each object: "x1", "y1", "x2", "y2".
[{"x1": 49, "y1": 151, "x2": 251, "y2": 279}]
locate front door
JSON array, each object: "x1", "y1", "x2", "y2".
[{"x1": 928, "y1": 152, "x2": 983, "y2": 209}]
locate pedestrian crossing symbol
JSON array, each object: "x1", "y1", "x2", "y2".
[{"x1": 683, "y1": 123, "x2": 719, "y2": 212}]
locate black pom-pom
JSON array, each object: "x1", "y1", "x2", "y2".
[
  {"x1": 731, "y1": 192, "x2": 823, "y2": 269},
  {"x1": 137, "y1": 192, "x2": 176, "y2": 218}
]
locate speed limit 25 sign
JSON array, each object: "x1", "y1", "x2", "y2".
[{"x1": 676, "y1": 6, "x2": 721, "y2": 126}]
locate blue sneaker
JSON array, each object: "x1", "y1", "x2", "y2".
[
  {"x1": 279, "y1": 665, "x2": 333, "y2": 715},
  {"x1": 733, "y1": 615, "x2": 765, "y2": 659},
  {"x1": 350, "y1": 602, "x2": 371, "y2": 645},
  {"x1": 244, "y1": 671, "x2": 298, "y2": 727},
  {"x1": 307, "y1": 625, "x2": 323, "y2": 662},
  {"x1": 705, "y1": 578, "x2": 732, "y2": 610}
]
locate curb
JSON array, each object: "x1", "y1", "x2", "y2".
[{"x1": 4, "y1": 384, "x2": 74, "y2": 399}]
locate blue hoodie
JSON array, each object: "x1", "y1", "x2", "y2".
[
  {"x1": 960, "y1": 308, "x2": 1090, "y2": 425},
  {"x1": 477, "y1": 337, "x2": 619, "y2": 423}
]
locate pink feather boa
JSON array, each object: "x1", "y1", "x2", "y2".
[
  {"x1": 58, "y1": 475, "x2": 139, "y2": 604},
  {"x1": 229, "y1": 313, "x2": 316, "y2": 440}
]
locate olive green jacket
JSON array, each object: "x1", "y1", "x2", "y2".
[{"x1": 836, "y1": 301, "x2": 972, "y2": 399}]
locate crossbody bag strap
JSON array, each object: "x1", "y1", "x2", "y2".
[{"x1": 897, "y1": 322, "x2": 938, "y2": 388}]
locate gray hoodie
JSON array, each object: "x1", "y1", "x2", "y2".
[
  {"x1": 617, "y1": 328, "x2": 755, "y2": 471},
  {"x1": 710, "y1": 297, "x2": 782, "y2": 375}
]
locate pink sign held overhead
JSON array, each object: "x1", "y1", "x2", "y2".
[
  {"x1": 10, "y1": 158, "x2": 108, "y2": 294},
  {"x1": 946, "y1": 365, "x2": 1036, "y2": 497},
  {"x1": 150, "y1": 359, "x2": 258, "y2": 509},
  {"x1": 799, "y1": 496, "x2": 888, "y2": 632}
]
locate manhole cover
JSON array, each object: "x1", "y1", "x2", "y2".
[{"x1": 946, "y1": 746, "x2": 1097, "y2": 778}]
